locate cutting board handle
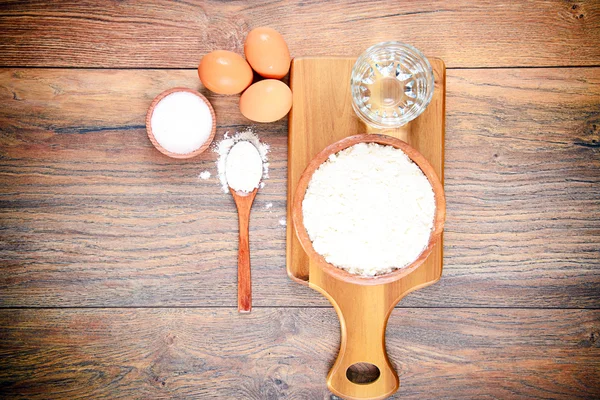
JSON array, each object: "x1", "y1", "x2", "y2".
[{"x1": 312, "y1": 281, "x2": 400, "y2": 400}]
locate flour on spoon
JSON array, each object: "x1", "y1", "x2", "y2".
[
  {"x1": 215, "y1": 129, "x2": 269, "y2": 193},
  {"x1": 226, "y1": 141, "x2": 262, "y2": 192}
]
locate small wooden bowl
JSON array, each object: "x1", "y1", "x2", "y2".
[
  {"x1": 292, "y1": 134, "x2": 446, "y2": 286},
  {"x1": 145, "y1": 87, "x2": 216, "y2": 159}
]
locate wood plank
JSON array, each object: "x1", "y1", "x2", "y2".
[
  {"x1": 0, "y1": 69, "x2": 301, "y2": 307},
  {"x1": 0, "y1": 68, "x2": 599, "y2": 308},
  {"x1": 0, "y1": 308, "x2": 598, "y2": 399},
  {"x1": 442, "y1": 67, "x2": 600, "y2": 308},
  {"x1": 0, "y1": 1, "x2": 599, "y2": 68}
]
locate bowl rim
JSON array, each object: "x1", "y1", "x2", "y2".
[
  {"x1": 292, "y1": 133, "x2": 446, "y2": 286},
  {"x1": 145, "y1": 87, "x2": 217, "y2": 159}
]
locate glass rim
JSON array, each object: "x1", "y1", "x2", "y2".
[{"x1": 351, "y1": 41, "x2": 435, "y2": 128}]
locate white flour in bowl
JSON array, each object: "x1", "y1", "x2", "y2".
[
  {"x1": 302, "y1": 142, "x2": 435, "y2": 277},
  {"x1": 225, "y1": 141, "x2": 263, "y2": 192}
]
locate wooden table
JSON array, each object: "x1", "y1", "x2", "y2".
[{"x1": 0, "y1": 1, "x2": 599, "y2": 398}]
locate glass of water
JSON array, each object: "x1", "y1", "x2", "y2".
[{"x1": 351, "y1": 42, "x2": 434, "y2": 128}]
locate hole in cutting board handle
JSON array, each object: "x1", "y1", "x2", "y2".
[{"x1": 346, "y1": 362, "x2": 381, "y2": 384}]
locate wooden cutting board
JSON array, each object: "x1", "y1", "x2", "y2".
[
  {"x1": 286, "y1": 57, "x2": 445, "y2": 284},
  {"x1": 286, "y1": 57, "x2": 445, "y2": 400}
]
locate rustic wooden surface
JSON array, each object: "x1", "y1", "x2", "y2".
[
  {"x1": 0, "y1": 1, "x2": 599, "y2": 68},
  {"x1": 1, "y1": 68, "x2": 598, "y2": 308},
  {"x1": 0, "y1": 0, "x2": 599, "y2": 398},
  {"x1": 1, "y1": 309, "x2": 599, "y2": 399}
]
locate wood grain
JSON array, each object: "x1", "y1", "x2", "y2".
[
  {"x1": 0, "y1": 68, "x2": 599, "y2": 308},
  {"x1": 287, "y1": 57, "x2": 445, "y2": 285},
  {"x1": 287, "y1": 58, "x2": 445, "y2": 399},
  {"x1": 291, "y1": 133, "x2": 446, "y2": 399},
  {"x1": 230, "y1": 187, "x2": 258, "y2": 313},
  {"x1": 0, "y1": 308, "x2": 598, "y2": 399},
  {"x1": 0, "y1": 1, "x2": 599, "y2": 68},
  {"x1": 1, "y1": 2, "x2": 598, "y2": 398}
]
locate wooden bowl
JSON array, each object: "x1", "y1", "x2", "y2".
[
  {"x1": 145, "y1": 87, "x2": 216, "y2": 159},
  {"x1": 292, "y1": 133, "x2": 446, "y2": 286}
]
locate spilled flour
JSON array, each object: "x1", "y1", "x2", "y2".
[
  {"x1": 198, "y1": 171, "x2": 211, "y2": 180},
  {"x1": 214, "y1": 129, "x2": 269, "y2": 193}
]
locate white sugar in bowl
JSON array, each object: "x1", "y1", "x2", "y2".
[{"x1": 146, "y1": 87, "x2": 216, "y2": 159}]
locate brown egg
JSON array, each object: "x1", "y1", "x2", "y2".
[
  {"x1": 239, "y1": 79, "x2": 292, "y2": 123},
  {"x1": 198, "y1": 50, "x2": 253, "y2": 95},
  {"x1": 244, "y1": 27, "x2": 290, "y2": 79}
]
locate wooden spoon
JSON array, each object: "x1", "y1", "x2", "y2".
[{"x1": 229, "y1": 187, "x2": 258, "y2": 313}]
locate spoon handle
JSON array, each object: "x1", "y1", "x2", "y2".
[
  {"x1": 237, "y1": 207, "x2": 252, "y2": 313},
  {"x1": 230, "y1": 187, "x2": 257, "y2": 313}
]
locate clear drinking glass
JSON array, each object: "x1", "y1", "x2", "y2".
[{"x1": 351, "y1": 42, "x2": 434, "y2": 128}]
